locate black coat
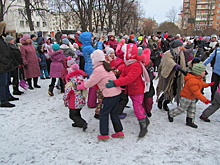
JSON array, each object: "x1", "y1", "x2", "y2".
[
  {"x1": 7, "y1": 43, "x2": 23, "y2": 67},
  {"x1": 0, "y1": 36, "x2": 16, "y2": 73}
]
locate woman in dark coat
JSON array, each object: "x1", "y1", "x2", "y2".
[{"x1": 20, "y1": 34, "x2": 41, "y2": 90}]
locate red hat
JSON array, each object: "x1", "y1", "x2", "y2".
[
  {"x1": 164, "y1": 34, "x2": 168, "y2": 39},
  {"x1": 129, "y1": 34, "x2": 135, "y2": 39}
]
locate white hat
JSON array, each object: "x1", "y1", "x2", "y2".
[
  {"x1": 91, "y1": 50, "x2": 105, "y2": 66},
  {"x1": 106, "y1": 48, "x2": 114, "y2": 56}
]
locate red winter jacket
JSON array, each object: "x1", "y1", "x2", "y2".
[{"x1": 114, "y1": 62, "x2": 144, "y2": 95}]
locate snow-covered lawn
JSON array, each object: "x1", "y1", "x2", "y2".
[{"x1": 1, "y1": 64, "x2": 220, "y2": 165}]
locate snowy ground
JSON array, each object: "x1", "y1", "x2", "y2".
[{"x1": 1, "y1": 64, "x2": 220, "y2": 165}]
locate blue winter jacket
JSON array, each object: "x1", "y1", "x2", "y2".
[
  {"x1": 203, "y1": 47, "x2": 220, "y2": 76},
  {"x1": 80, "y1": 32, "x2": 103, "y2": 77},
  {"x1": 37, "y1": 53, "x2": 47, "y2": 70}
]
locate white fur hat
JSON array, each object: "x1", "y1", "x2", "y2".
[
  {"x1": 91, "y1": 50, "x2": 105, "y2": 65},
  {"x1": 106, "y1": 48, "x2": 114, "y2": 56}
]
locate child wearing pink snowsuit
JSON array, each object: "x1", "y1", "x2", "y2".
[{"x1": 77, "y1": 49, "x2": 124, "y2": 140}]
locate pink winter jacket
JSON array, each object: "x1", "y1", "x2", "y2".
[{"x1": 84, "y1": 63, "x2": 121, "y2": 97}]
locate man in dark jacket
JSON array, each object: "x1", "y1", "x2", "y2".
[
  {"x1": 55, "y1": 30, "x2": 62, "y2": 44},
  {"x1": 161, "y1": 35, "x2": 174, "y2": 53},
  {"x1": 5, "y1": 35, "x2": 24, "y2": 95},
  {"x1": 0, "y1": 22, "x2": 18, "y2": 108}
]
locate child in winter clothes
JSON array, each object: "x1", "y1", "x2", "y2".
[
  {"x1": 48, "y1": 44, "x2": 65, "y2": 96},
  {"x1": 36, "y1": 45, "x2": 50, "y2": 79},
  {"x1": 200, "y1": 83, "x2": 220, "y2": 122},
  {"x1": 106, "y1": 43, "x2": 151, "y2": 138},
  {"x1": 142, "y1": 60, "x2": 156, "y2": 117},
  {"x1": 63, "y1": 64, "x2": 88, "y2": 131},
  {"x1": 77, "y1": 49, "x2": 124, "y2": 140},
  {"x1": 168, "y1": 63, "x2": 214, "y2": 128}
]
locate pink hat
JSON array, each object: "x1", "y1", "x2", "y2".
[
  {"x1": 125, "y1": 43, "x2": 138, "y2": 60},
  {"x1": 91, "y1": 50, "x2": 105, "y2": 66},
  {"x1": 71, "y1": 63, "x2": 79, "y2": 71},
  {"x1": 22, "y1": 34, "x2": 30, "y2": 40}
]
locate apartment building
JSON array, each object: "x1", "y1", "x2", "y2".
[
  {"x1": 181, "y1": 0, "x2": 220, "y2": 31},
  {"x1": 4, "y1": 0, "x2": 50, "y2": 36}
]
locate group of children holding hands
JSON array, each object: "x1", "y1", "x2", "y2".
[{"x1": 41, "y1": 32, "x2": 219, "y2": 140}]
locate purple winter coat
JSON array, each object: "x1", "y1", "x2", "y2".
[
  {"x1": 20, "y1": 39, "x2": 40, "y2": 79},
  {"x1": 49, "y1": 50, "x2": 65, "y2": 78}
]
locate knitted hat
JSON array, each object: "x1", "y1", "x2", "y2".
[
  {"x1": 22, "y1": 34, "x2": 30, "y2": 40},
  {"x1": 192, "y1": 57, "x2": 201, "y2": 64},
  {"x1": 71, "y1": 63, "x2": 79, "y2": 71},
  {"x1": 192, "y1": 63, "x2": 206, "y2": 76},
  {"x1": 67, "y1": 57, "x2": 75, "y2": 67},
  {"x1": 170, "y1": 40, "x2": 183, "y2": 48},
  {"x1": 129, "y1": 34, "x2": 135, "y2": 39},
  {"x1": 4, "y1": 35, "x2": 14, "y2": 43},
  {"x1": 164, "y1": 34, "x2": 168, "y2": 39},
  {"x1": 106, "y1": 48, "x2": 114, "y2": 56},
  {"x1": 30, "y1": 34, "x2": 36, "y2": 39},
  {"x1": 91, "y1": 50, "x2": 105, "y2": 65},
  {"x1": 62, "y1": 38, "x2": 69, "y2": 45},
  {"x1": 52, "y1": 44, "x2": 60, "y2": 51}
]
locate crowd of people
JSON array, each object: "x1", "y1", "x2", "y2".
[{"x1": 0, "y1": 21, "x2": 220, "y2": 140}]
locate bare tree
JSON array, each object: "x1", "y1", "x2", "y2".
[
  {"x1": 141, "y1": 17, "x2": 156, "y2": 36},
  {"x1": 165, "y1": 6, "x2": 177, "y2": 23},
  {"x1": 0, "y1": 0, "x2": 16, "y2": 21}
]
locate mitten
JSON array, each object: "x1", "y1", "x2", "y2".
[
  {"x1": 173, "y1": 64, "x2": 181, "y2": 71},
  {"x1": 77, "y1": 82, "x2": 86, "y2": 90},
  {"x1": 209, "y1": 82, "x2": 214, "y2": 86},
  {"x1": 24, "y1": 64, "x2": 28, "y2": 69},
  {"x1": 204, "y1": 100, "x2": 210, "y2": 104},
  {"x1": 106, "y1": 80, "x2": 116, "y2": 88}
]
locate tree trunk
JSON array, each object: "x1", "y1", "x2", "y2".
[{"x1": 24, "y1": 0, "x2": 34, "y2": 31}]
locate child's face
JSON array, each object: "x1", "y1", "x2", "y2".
[
  {"x1": 109, "y1": 52, "x2": 115, "y2": 59},
  {"x1": 201, "y1": 71, "x2": 206, "y2": 77}
]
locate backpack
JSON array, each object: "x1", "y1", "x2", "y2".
[{"x1": 210, "y1": 47, "x2": 217, "y2": 68}]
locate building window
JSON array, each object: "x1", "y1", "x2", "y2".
[
  {"x1": 26, "y1": 21, "x2": 29, "y2": 26},
  {"x1": 218, "y1": 10, "x2": 220, "y2": 13},
  {"x1": 216, "y1": 27, "x2": 219, "y2": 30},
  {"x1": 37, "y1": 22, "x2": 40, "y2": 27},
  {"x1": 43, "y1": 22, "x2": 47, "y2": 27},
  {"x1": 217, "y1": 21, "x2": 219, "y2": 25},
  {"x1": 217, "y1": 15, "x2": 220, "y2": 19},
  {"x1": 18, "y1": 9, "x2": 22, "y2": 15},
  {"x1": 20, "y1": 20, "x2": 24, "y2": 27}
]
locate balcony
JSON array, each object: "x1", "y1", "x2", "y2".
[{"x1": 195, "y1": 17, "x2": 213, "y2": 21}]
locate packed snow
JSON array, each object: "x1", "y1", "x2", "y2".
[{"x1": 1, "y1": 64, "x2": 220, "y2": 165}]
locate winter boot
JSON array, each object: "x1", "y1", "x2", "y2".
[
  {"x1": 186, "y1": 117, "x2": 198, "y2": 128},
  {"x1": 163, "y1": 100, "x2": 170, "y2": 111},
  {"x1": 111, "y1": 132, "x2": 124, "y2": 138},
  {"x1": 70, "y1": 110, "x2": 87, "y2": 131},
  {"x1": 60, "y1": 84, "x2": 65, "y2": 93},
  {"x1": 13, "y1": 85, "x2": 24, "y2": 95},
  {"x1": 33, "y1": 77, "x2": 41, "y2": 88},
  {"x1": 168, "y1": 111, "x2": 173, "y2": 122},
  {"x1": 157, "y1": 94, "x2": 164, "y2": 109},
  {"x1": 97, "y1": 135, "x2": 110, "y2": 140},
  {"x1": 138, "y1": 118, "x2": 149, "y2": 138},
  {"x1": 48, "y1": 85, "x2": 54, "y2": 96},
  {"x1": 146, "y1": 112, "x2": 152, "y2": 117},
  {"x1": 199, "y1": 115, "x2": 210, "y2": 122},
  {"x1": 27, "y1": 78, "x2": 34, "y2": 90}
]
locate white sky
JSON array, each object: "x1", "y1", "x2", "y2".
[{"x1": 139, "y1": 0, "x2": 183, "y2": 24}]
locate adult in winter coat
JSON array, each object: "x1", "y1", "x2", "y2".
[
  {"x1": 60, "y1": 38, "x2": 76, "y2": 58},
  {"x1": 203, "y1": 42, "x2": 220, "y2": 100},
  {"x1": 48, "y1": 44, "x2": 65, "y2": 96},
  {"x1": 36, "y1": 31, "x2": 44, "y2": 45},
  {"x1": 5, "y1": 35, "x2": 24, "y2": 95},
  {"x1": 106, "y1": 43, "x2": 151, "y2": 138},
  {"x1": 55, "y1": 30, "x2": 62, "y2": 44},
  {"x1": 79, "y1": 32, "x2": 103, "y2": 108},
  {"x1": 161, "y1": 35, "x2": 174, "y2": 53},
  {"x1": 183, "y1": 39, "x2": 194, "y2": 65},
  {"x1": 20, "y1": 34, "x2": 41, "y2": 90},
  {"x1": 156, "y1": 40, "x2": 186, "y2": 111},
  {"x1": 0, "y1": 22, "x2": 18, "y2": 108},
  {"x1": 105, "y1": 35, "x2": 118, "y2": 51}
]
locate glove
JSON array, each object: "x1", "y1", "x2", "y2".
[
  {"x1": 106, "y1": 80, "x2": 116, "y2": 88},
  {"x1": 209, "y1": 82, "x2": 214, "y2": 86},
  {"x1": 173, "y1": 64, "x2": 181, "y2": 71},
  {"x1": 77, "y1": 82, "x2": 86, "y2": 90},
  {"x1": 18, "y1": 64, "x2": 24, "y2": 68},
  {"x1": 24, "y1": 64, "x2": 28, "y2": 69},
  {"x1": 178, "y1": 67, "x2": 188, "y2": 76},
  {"x1": 204, "y1": 100, "x2": 211, "y2": 104}
]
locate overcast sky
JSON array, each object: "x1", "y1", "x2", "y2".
[{"x1": 139, "y1": 0, "x2": 183, "y2": 24}]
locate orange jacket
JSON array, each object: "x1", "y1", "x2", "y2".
[{"x1": 180, "y1": 72, "x2": 209, "y2": 103}]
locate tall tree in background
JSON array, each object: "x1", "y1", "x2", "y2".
[{"x1": 165, "y1": 6, "x2": 177, "y2": 23}]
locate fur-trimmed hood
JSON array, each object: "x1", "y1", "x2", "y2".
[{"x1": 66, "y1": 70, "x2": 88, "y2": 82}]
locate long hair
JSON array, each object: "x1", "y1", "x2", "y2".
[{"x1": 102, "y1": 61, "x2": 112, "y2": 72}]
